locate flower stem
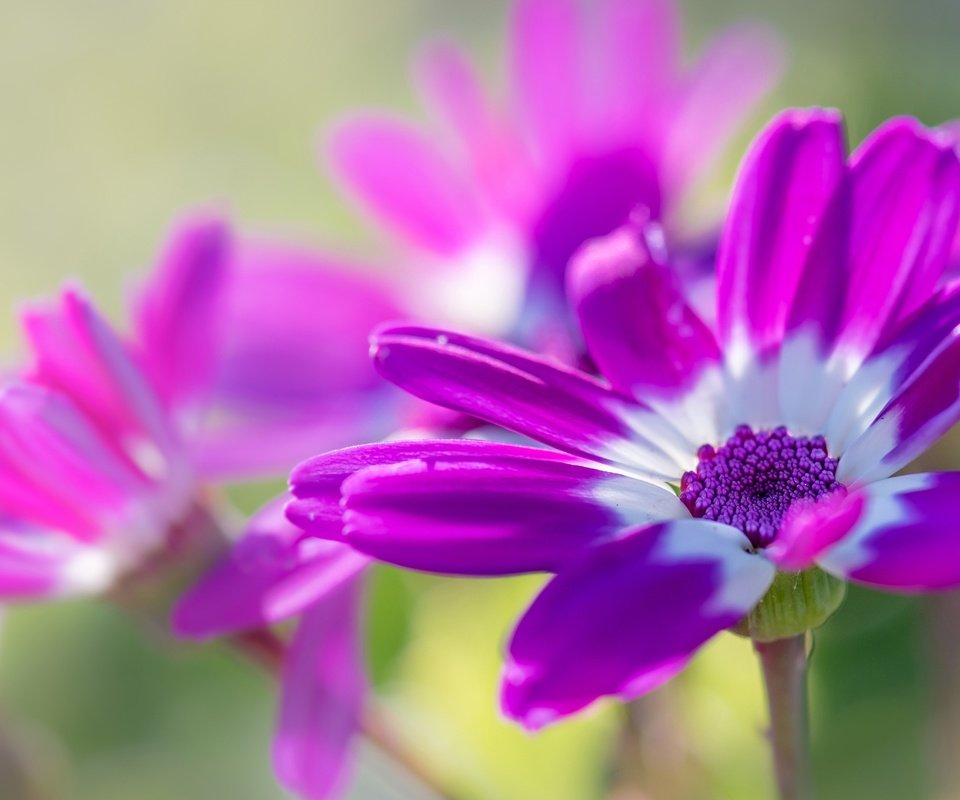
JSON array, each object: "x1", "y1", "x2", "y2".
[{"x1": 754, "y1": 635, "x2": 812, "y2": 800}]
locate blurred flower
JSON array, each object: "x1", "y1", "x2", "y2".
[
  {"x1": 0, "y1": 213, "x2": 406, "y2": 797},
  {"x1": 287, "y1": 109, "x2": 960, "y2": 730},
  {"x1": 326, "y1": 0, "x2": 782, "y2": 356},
  {"x1": 175, "y1": 499, "x2": 368, "y2": 799}
]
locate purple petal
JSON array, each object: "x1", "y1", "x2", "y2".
[
  {"x1": 274, "y1": 574, "x2": 366, "y2": 799},
  {"x1": 568, "y1": 219, "x2": 722, "y2": 439},
  {"x1": 133, "y1": 211, "x2": 230, "y2": 412},
  {"x1": 173, "y1": 498, "x2": 368, "y2": 639},
  {"x1": 288, "y1": 439, "x2": 531, "y2": 535},
  {"x1": 717, "y1": 109, "x2": 846, "y2": 361},
  {"x1": 661, "y1": 23, "x2": 784, "y2": 193},
  {"x1": 593, "y1": 0, "x2": 679, "y2": 141},
  {"x1": 371, "y1": 324, "x2": 692, "y2": 478},
  {"x1": 194, "y1": 240, "x2": 405, "y2": 479},
  {"x1": 502, "y1": 520, "x2": 774, "y2": 729},
  {"x1": 816, "y1": 473, "x2": 960, "y2": 591},
  {"x1": 326, "y1": 114, "x2": 485, "y2": 254},
  {"x1": 338, "y1": 444, "x2": 685, "y2": 575},
  {"x1": 511, "y1": 0, "x2": 582, "y2": 166},
  {"x1": 783, "y1": 120, "x2": 960, "y2": 433},
  {"x1": 838, "y1": 330, "x2": 960, "y2": 483},
  {"x1": 827, "y1": 283, "x2": 960, "y2": 453}
]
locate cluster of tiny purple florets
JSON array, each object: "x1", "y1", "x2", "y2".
[{"x1": 679, "y1": 425, "x2": 843, "y2": 549}]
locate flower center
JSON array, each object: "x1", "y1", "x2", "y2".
[{"x1": 679, "y1": 425, "x2": 843, "y2": 549}]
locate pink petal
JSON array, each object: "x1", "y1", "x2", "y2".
[{"x1": 274, "y1": 574, "x2": 367, "y2": 799}]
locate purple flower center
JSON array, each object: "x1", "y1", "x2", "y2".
[{"x1": 679, "y1": 425, "x2": 843, "y2": 549}]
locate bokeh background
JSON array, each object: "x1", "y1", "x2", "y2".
[{"x1": 2, "y1": 0, "x2": 960, "y2": 798}]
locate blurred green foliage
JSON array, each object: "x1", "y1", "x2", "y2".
[{"x1": 2, "y1": 0, "x2": 960, "y2": 797}]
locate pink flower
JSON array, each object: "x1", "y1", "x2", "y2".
[{"x1": 326, "y1": 0, "x2": 782, "y2": 352}]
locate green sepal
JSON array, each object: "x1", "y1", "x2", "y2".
[{"x1": 733, "y1": 567, "x2": 846, "y2": 642}]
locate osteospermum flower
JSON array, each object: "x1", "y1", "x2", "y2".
[
  {"x1": 0, "y1": 212, "x2": 402, "y2": 799},
  {"x1": 327, "y1": 0, "x2": 781, "y2": 349},
  {"x1": 287, "y1": 110, "x2": 960, "y2": 740}
]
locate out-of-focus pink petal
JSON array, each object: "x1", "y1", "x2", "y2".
[
  {"x1": 133, "y1": 211, "x2": 230, "y2": 412},
  {"x1": 661, "y1": 24, "x2": 783, "y2": 193},
  {"x1": 274, "y1": 574, "x2": 366, "y2": 799},
  {"x1": 194, "y1": 240, "x2": 406, "y2": 479},
  {"x1": 174, "y1": 498, "x2": 367, "y2": 639},
  {"x1": 765, "y1": 491, "x2": 865, "y2": 571},
  {"x1": 21, "y1": 288, "x2": 177, "y2": 454},
  {"x1": 327, "y1": 114, "x2": 487, "y2": 255},
  {"x1": 511, "y1": 0, "x2": 583, "y2": 168}
]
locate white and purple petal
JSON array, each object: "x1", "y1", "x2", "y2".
[
  {"x1": 716, "y1": 109, "x2": 846, "y2": 427},
  {"x1": 815, "y1": 473, "x2": 960, "y2": 591},
  {"x1": 371, "y1": 324, "x2": 693, "y2": 478},
  {"x1": 337, "y1": 445, "x2": 686, "y2": 575},
  {"x1": 501, "y1": 519, "x2": 774, "y2": 729},
  {"x1": 568, "y1": 218, "x2": 723, "y2": 443}
]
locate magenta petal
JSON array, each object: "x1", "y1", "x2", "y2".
[
  {"x1": 326, "y1": 114, "x2": 485, "y2": 254},
  {"x1": 511, "y1": 0, "x2": 582, "y2": 165},
  {"x1": 765, "y1": 491, "x2": 865, "y2": 571},
  {"x1": 838, "y1": 330, "x2": 960, "y2": 483},
  {"x1": 133, "y1": 212, "x2": 230, "y2": 412},
  {"x1": 568, "y1": 219, "x2": 720, "y2": 400},
  {"x1": 21, "y1": 288, "x2": 176, "y2": 453},
  {"x1": 716, "y1": 109, "x2": 846, "y2": 359},
  {"x1": 816, "y1": 473, "x2": 960, "y2": 591},
  {"x1": 173, "y1": 498, "x2": 367, "y2": 638},
  {"x1": 274, "y1": 575, "x2": 366, "y2": 800},
  {"x1": 338, "y1": 445, "x2": 685, "y2": 575},
  {"x1": 287, "y1": 439, "x2": 549, "y2": 535},
  {"x1": 502, "y1": 520, "x2": 774, "y2": 729},
  {"x1": 371, "y1": 324, "x2": 690, "y2": 478},
  {"x1": 661, "y1": 23, "x2": 784, "y2": 193},
  {"x1": 194, "y1": 240, "x2": 405, "y2": 479}
]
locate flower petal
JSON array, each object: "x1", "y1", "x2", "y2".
[
  {"x1": 781, "y1": 119, "x2": 960, "y2": 434},
  {"x1": 338, "y1": 445, "x2": 685, "y2": 575},
  {"x1": 133, "y1": 211, "x2": 230, "y2": 412},
  {"x1": 173, "y1": 498, "x2": 368, "y2": 639},
  {"x1": 194, "y1": 240, "x2": 404, "y2": 479},
  {"x1": 661, "y1": 23, "x2": 784, "y2": 194},
  {"x1": 568, "y1": 219, "x2": 723, "y2": 442},
  {"x1": 764, "y1": 491, "x2": 865, "y2": 571},
  {"x1": 21, "y1": 288, "x2": 177, "y2": 454},
  {"x1": 816, "y1": 473, "x2": 960, "y2": 591},
  {"x1": 511, "y1": 0, "x2": 583, "y2": 166},
  {"x1": 716, "y1": 109, "x2": 846, "y2": 426},
  {"x1": 371, "y1": 324, "x2": 693, "y2": 478},
  {"x1": 274, "y1": 575, "x2": 366, "y2": 799},
  {"x1": 326, "y1": 114, "x2": 485, "y2": 255},
  {"x1": 502, "y1": 519, "x2": 774, "y2": 729},
  {"x1": 838, "y1": 331, "x2": 960, "y2": 484}
]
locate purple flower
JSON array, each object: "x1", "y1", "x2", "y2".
[
  {"x1": 287, "y1": 109, "x2": 960, "y2": 730},
  {"x1": 0, "y1": 212, "x2": 401, "y2": 798},
  {"x1": 325, "y1": 0, "x2": 782, "y2": 353}
]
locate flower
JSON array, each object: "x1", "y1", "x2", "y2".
[
  {"x1": 287, "y1": 109, "x2": 960, "y2": 730},
  {"x1": 325, "y1": 0, "x2": 782, "y2": 353},
  {"x1": 0, "y1": 212, "x2": 401, "y2": 797}
]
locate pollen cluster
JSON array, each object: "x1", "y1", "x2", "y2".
[{"x1": 679, "y1": 425, "x2": 842, "y2": 548}]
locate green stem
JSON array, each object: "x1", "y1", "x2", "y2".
[{"x1": 755, "y1": 635, "x2": 812, "y2": 800}]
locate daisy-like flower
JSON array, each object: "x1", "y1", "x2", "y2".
[
  {"x1": 326, "y1": 0, "x2": 781, "y2": 350},
  {"x1": 0, "y1": 212, "x2": 402, "y2": 799},
  {"x1": 287, "y1": 109, "x2": 960, "y2": 742}
]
